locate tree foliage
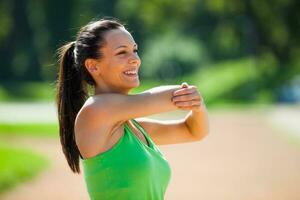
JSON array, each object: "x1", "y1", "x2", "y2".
[{"x1": 0, "y1": 0, "x2": 298, "y2": 92}]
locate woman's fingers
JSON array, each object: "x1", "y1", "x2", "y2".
[
  {"x1": 174, "y1": 100, "x2": 201, "y2": 107},
  {"x1": 172, "y1": 83, "x2": 204, "y2": 111},
  {"x1": 173, "y1": 86, "x2": 196, "y2": 96},
  {"x1": 181, "y1": 82, "x2": 189, "y2": 88},
  {"x1": 172, "y1": 92, "x2": 201, "y2": 102},
  {"x1": 176, "y1": 101, "x2": 203, "y2": 111},
  {"x1": 177, "y1": 105, "x2": 202, "y2": 110}
]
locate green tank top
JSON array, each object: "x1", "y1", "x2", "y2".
[{"x1": 80, "y1": 119, "x2": 172, "y2": 200}]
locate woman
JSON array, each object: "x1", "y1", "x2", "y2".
[{"x1": 56, "y1": 18, "x2": 209, "y2": 200}]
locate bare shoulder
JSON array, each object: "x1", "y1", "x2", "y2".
[
  {"x1": 75, "y1": 94, "x2": 122, "y2": 124},
  {"x1": 74, "y1": 96, "x2": 110, "y2": 132},
  {"x1": 74, "y1": 96, "x2": 121, "y2": 159}
]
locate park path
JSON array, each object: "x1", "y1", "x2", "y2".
[{"x1": 1, "y1": 106, "x2": 300, "y2": 200}]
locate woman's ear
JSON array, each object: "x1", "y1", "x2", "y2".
[{"x1": 84, "y1": 58, "x2": 101, "y2": 75}]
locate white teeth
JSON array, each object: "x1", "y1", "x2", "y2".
[{"x1": 124, "y1": 70, "x2": 137, "y2": 75}]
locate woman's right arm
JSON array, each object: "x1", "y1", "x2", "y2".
[
  {"x1": 74, "y1": 85, "x2": 182, "y2": 158},
  {"x1": 80, "y1": 85, "x2": 182, "y2": 125}
]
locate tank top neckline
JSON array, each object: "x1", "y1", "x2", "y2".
[
  {"x1": 80, "y1": 119, "x2": 155, "y2": 161},
  {"x1": 124, "y1": 119, "x2": 153, "y2": 150}
]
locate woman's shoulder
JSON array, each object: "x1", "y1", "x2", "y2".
[
  {"x1": 75, "y1": 95, "x2": 125, "y2": 134},
  {"x1": 77, "y1": 95, "x2": 111, "y2": 119},
  {"x1": 81, "y1": 93, "x2": 128, "y2": 114},
  {"x1": 75, "y1": 97, "x2": 108, "y2": 135},
  {"x1": 74, "y1": 97, "x2": 120, "y2": 157}
]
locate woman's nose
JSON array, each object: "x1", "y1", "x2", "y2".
[{"x1": 129, "y1": 53, "x2": 141, "y2": 66}]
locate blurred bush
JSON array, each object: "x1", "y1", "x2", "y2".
[
  {"x1": 0, "y1": 82, "x2": 55, "y2": 102},
  {"x1": 0, "y1": 0, "x2": 299, "y2": 104},
  {"x1": 141, "y1": 31, "x2": 208, "y2": 80}
]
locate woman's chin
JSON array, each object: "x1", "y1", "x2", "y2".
[
  {"x1": 125, "y1": 80, "x2": 140, "y2": 91},
  {"x1": 130, "y1": 81, "x2": 140, "y2": 88}
]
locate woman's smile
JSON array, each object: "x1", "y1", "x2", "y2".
[{"x1": 123, "y1": 68, "x2": 139, "y2": 79}]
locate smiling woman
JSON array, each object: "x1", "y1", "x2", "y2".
[
  {"x1": 56, "y1": 18, "x2": 209, "y2": 200},
  {"x1": 83, "y1": 26, "x2": 141, "y2": 95}
]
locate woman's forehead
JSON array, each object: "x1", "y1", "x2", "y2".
[{"x1": 104, "y1": 29, "x2": 136, "y2": 49}]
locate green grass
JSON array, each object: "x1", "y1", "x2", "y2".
[
  {"x1": 0, "y1": 123, "x2": 55, "y2": 194},
  {"x1": 0, "y1": 81, "x2": 56, "y2": 102},
  {"x1": 0, "y1": 123, "x2": 59, "y2": 137},
  {"x1": 0, "y1": 144, "x2": 49, "y2": 193}
]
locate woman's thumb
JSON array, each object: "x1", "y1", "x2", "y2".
[{"x1": 181, "y1": 82, "x2": 189, "y2": 88}]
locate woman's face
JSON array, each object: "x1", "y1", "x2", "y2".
[{"x1": 95, "y1": 28, "x2": 141, "y2": 94}]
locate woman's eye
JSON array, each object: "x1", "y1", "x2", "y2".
[
  {"x1": 116, "y1": 49, "x2": 138, "y2": 56},
  {"x1": 117, "y1": 51, "x2": 126, "y2": 55}
]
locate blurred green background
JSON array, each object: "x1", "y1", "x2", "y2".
[
  {"x1": 0, "y1": 0, "x2": 299, "y2": 104},
  {"x1": 0, "y1": 0, "x2": 300, "y2": 198}
]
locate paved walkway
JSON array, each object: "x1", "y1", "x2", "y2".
[
  {"x1": 0, "y1": 102, "x2": 57, "y2": 123},
  {"x1": 0, "y1": 107, "x2": 300, "y2": 200},
  {"x1": 264, "y1": 104, "x2": 300, "y2": 140}
]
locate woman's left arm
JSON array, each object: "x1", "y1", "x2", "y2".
[
  {"x1": 172, "y1": 83, "x2": 210, "y2": 139},
  {"x1": 183, "y1": 105, "x2": 209, "y2": 140},
  {"x1": 136, "y1": 83, "x2": 209, "y2": 145}
]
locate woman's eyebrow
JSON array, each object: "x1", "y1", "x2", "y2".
[{"x1": 115, "y1": 44, "x2": 137, "y2": 50}]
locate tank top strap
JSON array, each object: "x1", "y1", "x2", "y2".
[
  {"x1": 131, "y1": 119, "x2": 147, "y2": 137},
  {"x1": 131, "y1": 119, "x2": 154, "y2": 147}
]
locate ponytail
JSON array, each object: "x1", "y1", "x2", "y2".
[
  {"x1": 55, "y1": 19, "x2": 124, "y2": 173},
  {"x1": 56, "y1": 41, "x2": 88, "y2": 173}
]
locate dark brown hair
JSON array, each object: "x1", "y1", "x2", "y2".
[{"x1": 56, "y1": 19, "x2": 124, "y2": 173}]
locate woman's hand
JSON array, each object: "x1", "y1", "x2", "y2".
[{"x1": 171, "y1": 82, "x2": 204, "y2": 112}]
